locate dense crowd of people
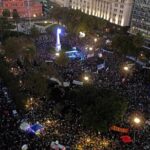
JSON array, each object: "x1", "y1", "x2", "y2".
[{"x1": 0, "y1": 31, "x2": 150, "y2": 150}]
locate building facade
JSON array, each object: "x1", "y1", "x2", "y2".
[
  {"x1": 0, "y1": 0, "x2": 43, "y2": 18},
  {"x1": 56, "y1": 0, "x2": 133, "y2": 27},
  {"x1": 130, "y1": 0, "x2": 150, "y2": 38}
]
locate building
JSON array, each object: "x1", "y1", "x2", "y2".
[
  {"x1": 0, "y1": 0, "x2": 43, "y2": 18},
  {"x1": 50, "y1": 0, "x2": 71, "y2": 7},
  {"x1": 52, "y1": 0, "x2": 134, "y2": 27},
  {"x1": 130, "y1": 0, "x2": 150, "y2": 38}
]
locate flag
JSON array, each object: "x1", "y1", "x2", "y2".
[
  {"x1": 97, "y1": 61, "x2": 105, "y2": 70},
  {"x1": 87, "y1": 53, "x2": 94, "y2": 58}
]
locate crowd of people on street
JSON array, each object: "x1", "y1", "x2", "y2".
[{"x1": 0, "y1": 31, "x2": 150, "y2": 150}]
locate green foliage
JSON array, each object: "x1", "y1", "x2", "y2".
[
  {"x1": 55, "y1": 51, "x2": 69, "y2": 66},
  {"x1": 49, "y1": 7, "x2": 107, "y2": 35},
  {"x1": 133, "y1": 33, "x2": 144, "y2": 49},
  {"x1": 0, "y1": 56, "x2": 26, "y2": 108},
  {"x1": 112, "y1": 34, "x2": 140, "y2": 56},
  {"x1": 0, "y1": 16, "x2": 14, "y2": 31},
  {"x1": 69, "y1": 86, "x2": 128, "y2": 131},
  {"x1": 12, "y1": 9, "x2": 20, "y2": 21},
  {"x1": 30, "y1": 25, "x2": 40, "y2": 38},
  {"x1": 23, "y1": 70, "x2": 48, "y2": 97},
  {"x1": 2, "y1": 9, "x2": 11, "y2": 18},
  {"x1": 4, "y1": 37, "x2": 36, "y2": 62}
]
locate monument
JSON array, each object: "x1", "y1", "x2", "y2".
[{"x1": 55, "y1": 28, "x2": 61, "y2": 52}]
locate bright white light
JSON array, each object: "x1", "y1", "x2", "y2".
[
  {"x1": 123, "y1": 66, "x2": 129, "y2": 71},
  {"x1": 84, "y1": 76, "x2": 89, "y2": 81},
  {"x1": 98, "y1": 53, "x2": 103, "y2": 58},
  {"x1": 79, "y1": 32, "x2": 85, "y2": 38},
  {"x1": 44, "y1": 21, "x2": 48, "y2": 24},
  {"x1": 57, "y1": 28, "x2": 61, "y2": 34},
  {"x1": 134, "y1": 117, "x2": 141, "y2": 124},
  {"x1": 89, "y1": 47, "x2": 93, "y2": 51},
  {"x1": 94, "y1": 38, "x2": 98, "y2": 42},
  {"x1": 33, "y1": 14, "x2": 36, "y2": 18},
  {"x1": 55, "y1": 52, "x2": 60, "y2": 57}
]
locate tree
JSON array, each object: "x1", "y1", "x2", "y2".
[
  {"x1": 12, "y1": 9, "x2": 20, "y2": 33},
  {"x1": 4, "y1": 37, "x2": 36, "y2": 63},
  {"x1": 23, "y1": 71, "x2": 48, "y2": 97},
  {"x1": 30, "y1": 25, "x2": 40, "y2": 39},
  {"x1": 112, "y1": 34, "x2": 138, "y2": 56},
  {"x1": 2, "y1": 9, "x2": 10, "y2": 18},
  {"x1": 55, "y1": 51, "x2": 69, "y2": 66},
  {"x1": 133, "y1": 33, "x2": 144, "y2": 49},
  {"x1": 69, "y1": 86, "x2": 128, "y2": 131},
  {"x1": 0, "y1": 16, "x2": 13, "y2": 41}
]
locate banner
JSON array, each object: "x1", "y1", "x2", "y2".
[
  {"x1": 110, "y1": 125, "x2": 129, "y2": 133},
  {"x1": 72, "y1": 80, "x2": 83, "y2": 86},
  {"x1": 63, "y1": 82, "x2": 70, "y2": 87},
  {"x1": 97, "y1": 61, "x2": 105, "y2": 70},
  {"x1": 87, "y1": 53, "x2": 94, "y2": 58}
]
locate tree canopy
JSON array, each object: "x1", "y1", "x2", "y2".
[{"x1": 69, "y1": 86, "x2": 128, "y2": 131}]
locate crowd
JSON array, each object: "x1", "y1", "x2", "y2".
[{"x1": 0, "y1": 32, "x2": 150, "y2": 150}]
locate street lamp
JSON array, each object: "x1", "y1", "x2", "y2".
[
  {"x1": 33, "y1": 14, "x2": 36, "y2": 18},
  {"x1": 123, "y1": 66, "x2": 129, "y2": 71},
  {"x1": 84, "y1": 76, "x2": 89, "y2": 81},
  {"x1": 132, "y1": 116, "x2": 142, "y2": 145},
  {"x1": 89, "y1": 47, "x2": 93, "y2": 51},
  {"x1": 44, "y1": 20, "x2": 48, "y2": 24},
  {"x1": 94, "y1": 38, "x2": 98, "y2": 42},
  {"x1": 134, "y1": 117, "x2": 141, "y2": 124},
  {"x1": 55, "y1": 52, "x2": 60, "y2": 57}
]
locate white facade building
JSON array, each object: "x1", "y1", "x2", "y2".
[
  {"x1": 50, "y1": 0, "x2": 71, "y2": 7},
  {"x1": 71, "y1": 0, "x2": 134, "y2": 26},
  {"x1": 53, "y1": 0, "x2": 134, "y2": 27}
]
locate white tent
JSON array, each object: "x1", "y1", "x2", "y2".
[
  {"x1": 21, "y1": 144, "x2": 28, "y2": 150},
  {"x1": 20, "y1": 122, "x2": 30, "y2": 131}
]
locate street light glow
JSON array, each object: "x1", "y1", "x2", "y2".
[
  {"x1": 89, "y1": 47, "x2": 93, "y2": 51},
  {"x1": 44, "y1": 21, "x2": 48, "y2": 24},
  {"x1": 33, "y1": 14, "x2": 36, "y2": 18},
  {"x1": 94, "y1": 38, "x2": 98, "y2": 42},
  {"x1": 134, "y1": 117, "x2": 141, "y2": 124},
  {"x1": 55, "y1": 52, "x2": 60, "y2": 57},
  {"x1": 84, "y1": 76, "x2": 89, "y2": 81},
  {"x1": 123, "y1": 66, "x2": 129, "y2": 71}
]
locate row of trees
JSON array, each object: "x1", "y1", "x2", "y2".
[
  {"x1": 52, "y1": 85, "x2": 128, "y2": 132},
  {"x1": 49, "y1": 7, "x2": 108, "y2": 35},
  {"x1": 1, "y1": 36, "x2": 64, "y2": 108},
  {"x1": 112, "y1": 33, "x2": 144, "y2": 56},
  {"x1": 0, "y1": 9, "x2": 20, "y2": 41}
]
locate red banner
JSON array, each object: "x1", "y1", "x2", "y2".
[{"x1": 110, "y1": 126, "x2": 129, "y2": 133}]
